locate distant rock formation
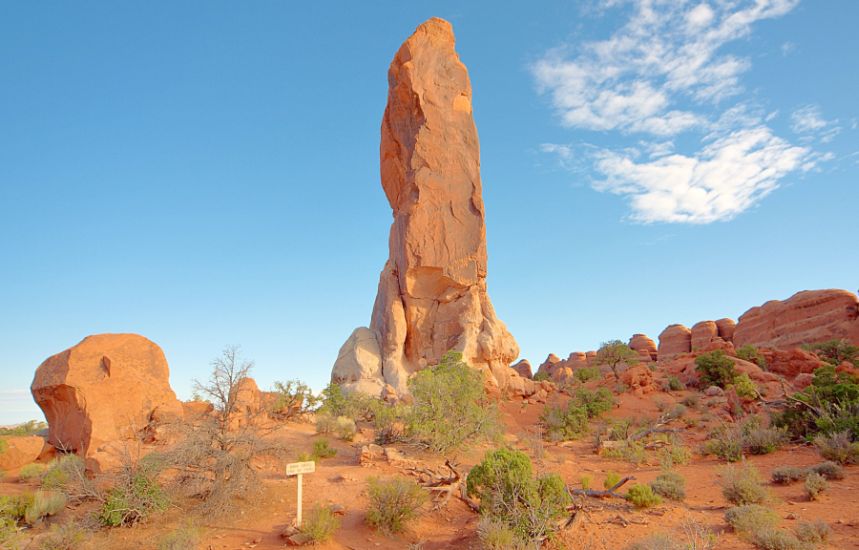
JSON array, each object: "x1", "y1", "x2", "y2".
[
  {"x1": 511, "y1": 359, "x2": 533, "y2": 379},
  {"x1": 657, "y1": 324, "x2": 692, "y2": 359},
  {"x1": 0, "y1": 436, "x2": 44, "y2": 471},
  {"x1": 734, "y1": 289, "x2": 859, "y2": 349},
  {"x1": 332, "y1": 18, "x2": 531, "y2": 397},
  {"x1": 31, "y1": 334, "x2": 183, "y2": 471},
  {"x1": 628, "y1": 334, "x2": 657, "y2": 361}
]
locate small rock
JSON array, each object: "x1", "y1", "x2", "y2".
[
  {"x1": 329, "y1": 503, "x2": 346, "y2": 515},
  {"x1": 286, "y1": 533, "x2": 313, "y2": 546},
  {"x1": 786, "y1": 513, "x2": 797, "y2": 520},
  {"x1": 704, "y1": 386, "x2": 724, "y2": 397}
]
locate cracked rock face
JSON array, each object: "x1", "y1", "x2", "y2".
[{"x1": 332, "y1": 18, "x2": 523, "y2": 397}]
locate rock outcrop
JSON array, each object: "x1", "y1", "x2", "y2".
[
  {"x1": 734, "y1": 290, "x2": 859, "y2": 349},
  {"x1": 31, "y1": 334, "x2": 183, "y2": 470},
  {"x1": 628, "y1": 334, "x2": 657, "y2": 361},
  {"x1": 715, "y1": 318, "x2": 736, "y2": 342},
  {"x1": 657, "y1": 324, "x2": 691, "y2": 358},
  {"x1": 0, "y1": 436, "x2": 45, "y2": 471},
  {"x1": 331, "y1": 18, "x2": 528, "y2": 397},
  {"x1": 511, "y1": 359, "x2": 533, "y2": 379},
  {"x1": 691, "y1": 321, "x2": 719, "y2": 351}
]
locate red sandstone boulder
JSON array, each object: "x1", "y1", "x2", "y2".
[
  {"x1": 511, "y1": 359, "x2": 532, "y2": 379},
  {"x1": 691, "y1": 321, "x2": 720, "y2": 351},
  {"x1": 621, "y1": 365, "x2": 655, "y2": 396},
  {"x1": 658, "y1": 325, "x2": 691, "y2": 359},
  {"x1": 715, "y1": 318, "x2": 736, "y2": 342},
  {"x1": 0, "y1": 436, "x2": 45, "y2": 470},
  {"x1": 628, "y1": 334, "x2": 657, "y2": 361},
  {"x1": 734, "y1": 289, "x2": 859, "y2": 349},
  {"x1": 758, "y1": 348, "x2": 824, "y2": 378},
  {"x1": 31, "y1": 334, "x2": 183, "y2": 470}
]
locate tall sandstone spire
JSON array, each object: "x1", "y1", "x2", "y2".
[{"x1": 332, "y1": 18, "x2": 533, "y2": 397}]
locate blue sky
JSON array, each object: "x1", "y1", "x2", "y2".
[{"x1": 1, "y1": 1, "x2": 857, "y2": 424}]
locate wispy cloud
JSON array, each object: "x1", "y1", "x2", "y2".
[
  {"x1": 532, "y1": 0, "x2": 827, "y2": 224},
  {"x1": 791, "y1": 104, "x2": 841, "y2": 143}
]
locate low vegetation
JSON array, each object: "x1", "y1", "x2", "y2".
[
  {"x1": 803, "y1": 472, "x2": 827, "y2": 500},
  {"x1": 736, "y1": 345, "x2": 768, "y2": 370},
  {"x1": 269, "y1": 379, "x2": 320, "y2": 420},
  {"x1": 803, "y1": 339, "x2": 859, "y2": 368},
  {"x1": 365, "y1": 477, "x2": 427, "y2": 535},
  {"x1": 774, "y1": 363, "x2": 859, "y2": 442},
  {"x1": 541, "y1": 388, "x2": 614, "y2": 441},
  {"x1": 0, "y1": 420, "x2": 48, "y2": 437},
  {"x1": 467, "y1": 448, "x2": 570, "y2": 546},
  {"x1": 650, "y1": 471, "x2": 685, "y2": 501},
  {"x1": 720, "y1": 462, "x2": 768, "y2": 505},
  {"x1": 594, "y1": 340, "x2": 639, "y2": 380},
  {"x1": 626, "y1": 483, "x2": 661, "y2": 508},
  {"x1": 695, "y1": 350, "x2": 737, "y2": 389},
  {"x1": 813, "y1": 430, "x2": 859, "y2": 464},
  {"x1": 300, "y1": 505, "x2": 340, "y2": 544},
  {"x1": 704, "y1": 416, "x2": 785, "y2": 461},
  {"x1": 157, "y1": 524, "x2": 200, "y2": 550}
]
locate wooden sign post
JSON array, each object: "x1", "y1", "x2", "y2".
[{"x1": 286, "y1": 460, "x2": 315, "y2": 527}]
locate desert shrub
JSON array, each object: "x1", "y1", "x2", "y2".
[
  {"x1": 466, "y1": 448, "x2": 570, "y2": 545},
  {"x1": 579, "y1": 475, "x2": 591, "y2": 491},
  {"x1": 333, "y1": 416, "x2": 357, "y2": 441},
  {"x1": 542, "y1": 388, "x2": 614, "y2": 442},
  {"x1": 41, "y1": 454, "x2": 86, "y2": 492},
  {"x1": 771, "y1": 466, "x2": 807, "y2": 484},
  {"x1": 803, "y1": 472, "x2": 827, "y2": 501},
  {"x1": 704, "y1": 417, "x2": 784, "y2": 461},
  {"x1": 574, "y1": 366, "x2": 601, "y2": 383},
  {"x1": 667, "y1": 376, "x2": 685, "y2": 391},
  {"x1": 731, "y1": 373, "x2": 759, "y2": 400},
  {"x1": 40, "y1": 523, "x2": 88, "y2": 550},
  {"x1": 626, "y1": 483, "x2": 661, "y2": 508},
  {"x1": 774, "y1": 364, "x2": 859, "y2": 441},
  {"x1": 160, "y1": 347, "x2": 287, "y2": 515},
  {"x1": 406, "y1": 351, "x2": 501, "y2": 453},
  {"x1": 603, "y1": 471, "x2": 621, "y2": 490},
  {"x1": 695, "y1": 351, "x2": 737, "y2": 389},
  {"x1": 370, "y1": 401, "x2": 408, "y2": 445},
  {"x1": 725, "y1": 504, "x2": 779, "y2": 533},
  {"x1": 737, "y1": 345, "x2": 768, "y2": 370},
  {"x1": 533, "y1": 372, "x2": 550, "y2": 382},
  {"x1": 269, "y1": 379, "x2": 320, "y2": 420},
  {"x1": 749, "y1": 528, "x2": 804, "y2": 550},
  {"x1": 0, "y1": 516, "x2": 18, "y2": 549},
  {"x1": 808, "y1": 461, "x2": 843, "y2": 480},
  {"x1": 625, "y1": 519, "x2": 717, "y2": 550},
  {"x1": 658, "y1": 441, "x2": 692, "y2": 469},
  {"x1": 813, "y1": 430, "x2": 859, "y2": 464},
  {"x1": 650, "y1": 471, "x2": 685, "y2": 501},
  {"x1": 681, "y1": 394, "x2": 701, "y2": 409},
  {"x1": 300, "y1": 505, "x2": 340, "y2": 544},
  {"x1": 601, "y1": 440, "x2": 647, "y2": 465},
  {"x1": 311, "y1": 439, "x2": 337, "y2": 461},
  {"x1": 0, "y1": 421, "x2": 48, "y2": 437},
  {"x1": 0, "y1": 493, "x2": 32, "y2": 522},
  {"x1": 19, "y1": 463, "x2": 47, "y2": 481},
  {"x1": 0, "y1": 439, "x2": 6, "y2": 456},
  {"x1": 99, "y1": 457, "x2": 168, "y2": 527},
  {"x1": 24, "y1": 490, "x2": 66, "y2": 525},
  {"x1": 314, "y1": 412, "x2": 337, "y2": 435},
  {"x1": 721, "y1": 462, "x2": 768, "y2": 505},
  {"x1": 157, "y1": 524, "x2": 200, "y2": 550},
  {"x1": 794, "y1": 520, "x2": 831, "y2": 544},
  {"x1": 477, "y1": 516, "x2": 527, "y2": 550},
  {"x1": 594, "y1": 340, "x2": 639, "y2": 380},
  {"x1": 366, "y1": 477, "x2": 427, "y2": 534},
  {"x1": 318, "y1": 382, "x2": 375, "y2": 421},
  {"x1": 803, "y1": 339, "x2": 859, "y2": 367}
]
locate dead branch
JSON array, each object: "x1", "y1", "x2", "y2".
[{"x1": 570, "y1": 476, "x2": 635, "y2": 499}]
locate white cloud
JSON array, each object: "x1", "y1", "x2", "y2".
[
  {"x1": 791, "y1": 104, "x2": 841, "y2": 142},
  {"x1": 533, "y1": 0, "x2": 800, "y2": 135},
  {"x1": 532, "y1": 0, "x2": 828, "y2": 224},
  {"x1": 593, "y1": 126, "x2": 813, "y2": 223}
]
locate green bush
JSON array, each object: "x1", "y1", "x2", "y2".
[
  {"x1": 667, "y1": 376, "x2": 685, "y2": 391},
  {"x1": 749, "y1": 528, "x2": 804, "y2": 550},
  {"x1": 658, "y1": 441, "x2": 691, "y2": 468},
  {"x1": 311, "y1": 439, "x2": 337, "y2": 462},
  {"x1": 18, "y1": 463, "x2": 47, "y2": 481},
  {"x1": 365, "y1": 477, "x2": 426, "y2": 535},
  {"x1": 731, "y1": 373, "x2": 759, "y2": 400},
  {"x1": 600, "y1": 440, "x2": 647, "y2": 465},
  {"x1": 704, "y1": 417, "x2": 784, "y2": 461},
  {"x1": 803, "y1": 472, "x2": 827, "y2": 501},
  {"x1": 370, "y1": 401, "x2": 408, "y2": 445},
  {"x1": 809, "y1": 461, "x2": 843, "y2": 480},
  {"x1": 603, "y1": 471, "x2": 621, "y2": 490},
  {"x1": 99, "y1": 465, "x2": 168, "y2": 527},
  {"x1": 594, "y1": 340, "x2": 639, "y2": 379},
  {"x1": 466, "y1": 448, "x2": 570, "y2": 544},
  {"x1": 41, "y1": 454, "x2": 85, "y2": 491},
  {"x1": 541, "y1": 388, "x2": 614, "y2": 442},
  {"x1": 695, "y1": 351, "x2": 737, "y2": 388},
  {"x1": 0, "y1": 516, "x2": 18, "y2": 549},
  {"x1": 0, "y1": 439, "x2": 6, "y2": 455},
  {"x1": 725, "y1": 504, "x2": 779, "y2": 533},
  {"x1": 771, "y1": 466, "x2": 807, "y2": 484},
  {"x1": 625, "y1": 533, "x2": 680, "y2": 550},
  {"x1": 795, "y1": 520, "x2": 831, "y2": 545},
  {"x1": 300, "y1": 505, "x2": 340, "y2": 544},
  {"x1": 269, "y1": 379, "x2": 320, "y2": 419},
  {"x1": 477, "y1": 516, "x2": 526, "y2": 550},
  {"x1": 157, "y1": 525, "x2": 200, "y2": 550},
  {"x1": 803, "y1": 339, "x2": 859, "y2": 367},
  {"x1": 318, "y1": 383, "x2": 374, "y2": 421},
  {"x1": 406, "y1": 351, "x2": 501, "y2": 452},
  {"x1": 39, "y1": 522, "x2": 88, "y2": 550},
  {"x1": 814, "y1": 430, "x2": 859, "y2": 464},
  {"x1": 574, "y1": 366, "x2": 601, "y2": 383},
  {"x1": 773, "y1": 364, "x2": 859, "y2": 441},
  {"x1": 24, "y1": 490, "x2": 66, "y2": 525},
  {"x1": 650, "y1": 471, "x2": 685, "y2": 501},
  {"x1": 626, "y1": 484, "x2": 661, "y2": 508},
  {"x1": 736, "y1": 345, "x2": 768, "y2": 370},
  {"x1": 721, "y1": 463, "x2": 768, "y2": 505},
  {"x1": 532, "y1": 372, "x2": 550, "y2": 382}
]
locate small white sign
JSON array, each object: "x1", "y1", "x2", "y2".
[{"x1": 286, "y1": 461, "x2": 315, "y2": 476}]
